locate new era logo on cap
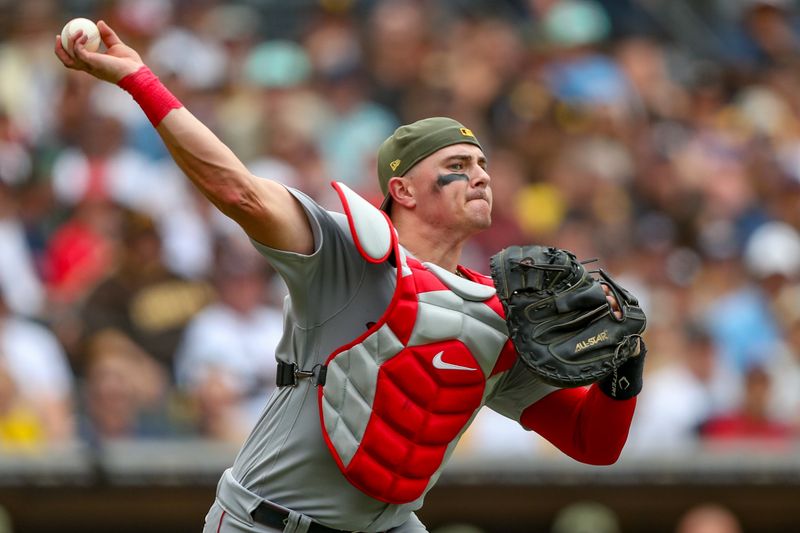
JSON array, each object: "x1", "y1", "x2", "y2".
[
  {"x1": 390, "y1": 159, "x2": 401, "y2": 172},
  {"x1": 460, "y1": 128, "x2": 475, "y2": 137}
]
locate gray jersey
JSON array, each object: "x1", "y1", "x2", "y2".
[{"x1": 219, "y1": 188, "x2": 555, "y2": 532}]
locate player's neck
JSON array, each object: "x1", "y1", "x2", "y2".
[{"x1": 394, "y1": 219, "x2": 466, "y2": 274}]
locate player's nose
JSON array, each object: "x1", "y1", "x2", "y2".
[{"x1": 471, "y1": 165, "x2": 491, "y2": 189}]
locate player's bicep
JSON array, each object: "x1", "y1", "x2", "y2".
[{"x1": 235, "y1": 178, "x2": 314, "y2": 255}]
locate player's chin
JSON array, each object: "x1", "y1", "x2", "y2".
[
  {"x1": 466, "y1": 208, "x2": 492, "y2": 230},
  {"x1": 468, "y1": 200, "x2": 491, "y2": 222}
]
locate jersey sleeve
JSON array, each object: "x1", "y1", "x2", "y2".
[
  {"x1": 248, "y1": 186, "x2": 369, "y2": 329},
  {"x1": 484, "y1": 357, "x2": 559, "y2": 423}
]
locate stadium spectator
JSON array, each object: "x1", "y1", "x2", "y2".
[
  {"x1": 627, "y1": 322, "x2": 741, "y2": 455},
  {"x1": 77, "y1": 209, "x2": 213, "y2": 377},
  {"x1": 675, "y1": 503, "x2": 743, "y2": 533},
  {"x1": 0, "y1": 288, "x2": 74, "y2": 442},
  {"x1": 0, "y1": 177, "x2": 44, "y2": 318},
  {"x1": 0, "y1": 362, "x2": 45, "y2": 450},
  {"x1": 77, "y1": 329, "x2": 174, "y2": 441},
  {"x1": 700, "y1": 364, "x2": 794, "y2": 448},
  {"x1": 174, "y1": 236, "x2": 284, "y2": 442}
]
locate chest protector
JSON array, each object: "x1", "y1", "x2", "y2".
[{"x1": 318, "y1": 183, "x2": 516, "y2": 504}]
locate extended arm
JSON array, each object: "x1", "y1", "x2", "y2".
[{"x1": 54, "y1": 20, "x2": 313, "y2": 254}]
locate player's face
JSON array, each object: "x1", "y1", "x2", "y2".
[{"x1": 408, "y1": 143, "x2": 492, "y2": 233}]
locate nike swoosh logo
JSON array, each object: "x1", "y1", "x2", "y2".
[{"x1": 432, "y1": 351, "x2": 477, "y2": 371}]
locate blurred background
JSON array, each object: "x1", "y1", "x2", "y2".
[{"x1": 1, "y1": 0, "x2": 800, "y2": 531}]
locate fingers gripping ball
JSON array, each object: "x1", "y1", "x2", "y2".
[
  {"x1": 490, "y1": 245, "x2": 647, "y2": 387},
  {"x1": 61, "y1": 18, "x2": 101, "y2": 57}
]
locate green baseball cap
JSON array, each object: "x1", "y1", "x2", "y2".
[{"x1": 377, "y1": 117, "x2": 483, "y2": 211}]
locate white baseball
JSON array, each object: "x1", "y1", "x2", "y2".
[{"x1": 61, "y1": 18, "x2": 101, "y2": 57}]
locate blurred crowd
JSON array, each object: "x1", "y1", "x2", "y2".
[{"x1": 1, "y1": 0, "x2": 800, "y2": 460}]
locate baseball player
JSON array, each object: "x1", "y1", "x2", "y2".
[{"x1": 55, "y1": 22, "x2": 645, "y2": 533}]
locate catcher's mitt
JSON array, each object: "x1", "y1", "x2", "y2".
[{"x1": 490, "y1": 245, "x2": 646, "y2": 387}]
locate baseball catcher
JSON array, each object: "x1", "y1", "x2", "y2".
[
  {"x1": 56, "y1": 20, "x2": 650, "y2": 530},
  {"x1": 491, "y1": 245, "x2": 646, "y2": 391}
]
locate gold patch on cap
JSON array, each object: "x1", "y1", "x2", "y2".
[
  {"x1": 389, "y1": 159, "x2": 401, "y2": 171},
  {"x1": 460, "y1": 128, "x2": 475, "y2": 137}
]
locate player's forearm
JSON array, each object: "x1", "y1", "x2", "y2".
[
  {"x1": 55, "y1": 23, "x2": 313, "y2": 253},
  {"x1": 119, "y1": 68, "x2": 313, "y2": 253},
  {"x1": 156, "y1": 113, "x2": 313, "y2": 252},
  {"x1": 117, "y1": 67, "x2": 257, "y2": 216},
  {"x1": 156, "y1": 108, "x2": 260, "y2": 215},
  {"x1": 521, "y1": 385, "x2": 636, "y2": 465},
  {"x1": 58, "y1": 24, "x2": 256, "y2": 210}
]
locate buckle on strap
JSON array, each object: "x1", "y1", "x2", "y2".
[{"x1": 276, "y1": 361, "x2": 327, "y2": 387}]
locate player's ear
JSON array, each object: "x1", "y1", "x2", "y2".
[{"x1": 388, "y1": 176, "x2": 416, "y2": 209}]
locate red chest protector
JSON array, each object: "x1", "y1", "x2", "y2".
[{"x1": 317, "y1": 183, "x2": 516, "y2": 504}]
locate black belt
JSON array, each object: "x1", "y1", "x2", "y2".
[{"x1": 252, "y1": 501, "x2": 380, "y2": 533}]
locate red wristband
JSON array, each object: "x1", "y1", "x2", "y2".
[{"x1": 117, "y1": 66, "x2": 182, "y2": 127}]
